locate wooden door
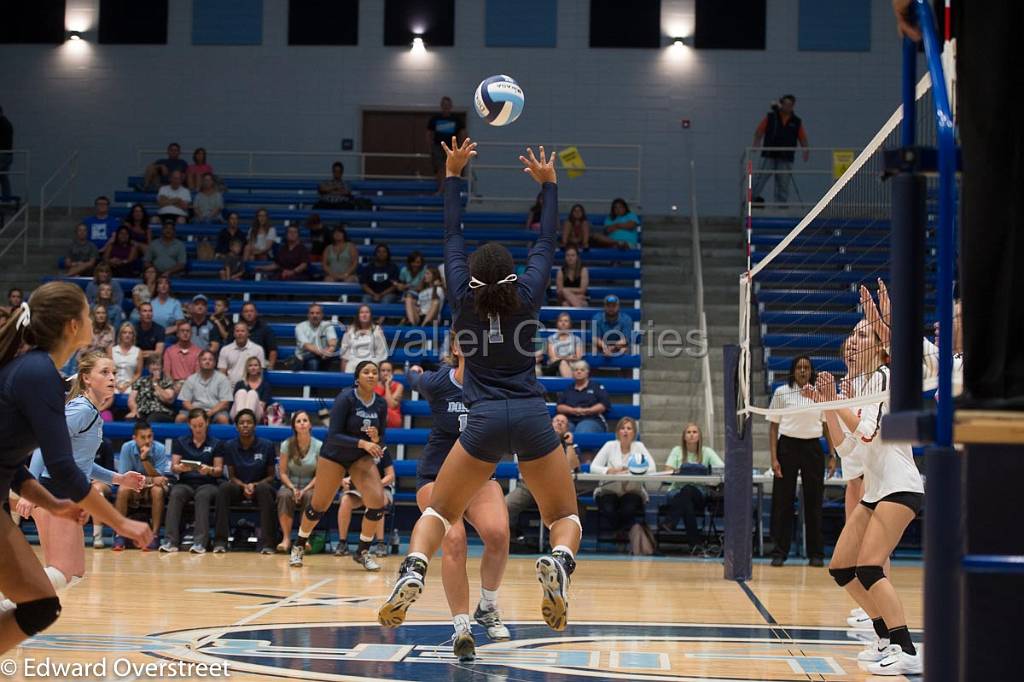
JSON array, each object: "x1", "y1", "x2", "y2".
[{"x1": 361, "y1": 110, "x2": 439, "y2": 178}]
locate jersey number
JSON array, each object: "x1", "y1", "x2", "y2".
[
  {"x1": 362, "y1": 418, "x2": 372, "y2": 433},
  {"x1": 458, "y1": 413, "x2": 468, "y2": 433},
  {"x1": 487, "y1": 314, "x2": 504, "y2": 344}
]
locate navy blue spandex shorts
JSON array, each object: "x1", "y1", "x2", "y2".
[{"x1": 460, "y1": 398, "x2": 562, "y2": 464}]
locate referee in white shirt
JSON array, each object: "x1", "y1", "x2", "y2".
[{"x1": 767, "y1": 356, "x2": 833, "y2": 566}]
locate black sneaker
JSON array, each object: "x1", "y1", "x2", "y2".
[
  {"x1": 377, "y1": 556, "x2": 427, "y2": 628},
  {"x1": 770, "y1": 555, "x2": 786, "y2": 567},
  {"x1": 535, "y1": 551, "x2": 573, "y2": 631}
]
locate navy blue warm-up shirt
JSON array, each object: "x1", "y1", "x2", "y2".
[{"x1": 410, "y1": 365, "x2": 468, "y2": 479}]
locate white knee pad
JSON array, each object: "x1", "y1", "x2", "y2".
[
  {"x1": 547, "y1": 514, "x2": 582, "y2": 536},
  {"x1": 422, "y1": 507, "x2": 452, "y2": 534}
]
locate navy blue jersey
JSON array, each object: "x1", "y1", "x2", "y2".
[
  {"x1": 172, "y1": 435, "x2": 223, "y2": 486},
  {"x1": 443, "y1": 177, "x2": 558, "y2": 404},
  {"x1": 222, "y1": 437, "x2": 277, "y2": 483},
  {"x1": 410, "y1": 365, "x2": 468, "y2": 479},
  {"x1": 321, "y1": 387, "x2": 388, "y2": 463},
  {"x1": 0, "y1": 350, "x2": 91, "y2": 502}
]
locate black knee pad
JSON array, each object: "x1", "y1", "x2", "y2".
[
  {"x1": 829, "y1": 566, "x2": 857, "y2": 587},
  {"x1": 14, "y1": 597, "x2": 61, "y2": 636},
  {"x1": 303, "y1": 506, "x2": 324, "y2": 522},
  {"x1": 364, "y1": 507, "x2": 385, "y2": 521},
  {"x1": 856, "y1": 565, "x2": 886, "y2": 591}
]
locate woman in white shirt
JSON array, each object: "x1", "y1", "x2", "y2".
[
  {"x1": 339, "y1": 304, "x2": 389, "y2": 372},
  {"x1": 589, "y1": 417, "x2": 655, "y2": 532},
  {"x1": 766, "y1": 355, "x2": 832, "y2": 567},
  {"x1": 243, "y1": 208, "x2": 278, "y2": 261},
  {"x1": 111, "y1": 322, "x2": 142, "y2": 393}
]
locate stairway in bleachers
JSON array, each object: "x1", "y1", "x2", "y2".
[{"x1": 0, "y1": 207, "x2": 84, "y2": 294}]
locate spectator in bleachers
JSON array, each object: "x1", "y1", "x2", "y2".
[
  {"x1": 85, "y1": 262, "x2": 124, "y2": 307},
  {"x1": 216, "y1": 409, "x2": 278, "y2": 554},
  {"x1": 163, "y1": 319, "x2": 201, "y2": 384},
  {"x1": 232, "y1": 357, "x2": 273, "y2": 423},
  {"x1": 305, "y1": 214, "x2": 330, "y2": 261},
  {"x1": 157, "y1": 170, "x2": 191, "y2": 224},
  {"x1": 163, "y1": 408, "x2": 225, "y2": 553},
  {"x1": 360, "y1": 244, "x2": 401, "y2": 305},
  {"x1": 95, "y1": 282, "x2": 124, "y2": 330},
  {"x1": 339, "y1": 304, "x2": 388, "y2": 372},
  {"x1": 102, "y1": 226, "x2": 142, "y2": 278},
  {"x1": 659, "y1": 422, "x2": 724, "y2": 548},
  {"x1": 121, "y1": 203, "x2": 152, "y2": 245},
  {"x1": 133, "y1": 302, "x2": 165, "y2": 363},
  {"x1": 316, "y1": 161, "x2": 353, "y2": 209},
  {"x1": 556, "y1": 246, "x2": 589, "y2": 308},
  {"x1": 590, "y1": 416, "x2": 655, "y2": 532},
  {"x1": 375, "y1": 360, "x2": 404, "y2": 429},
  {"x1": 186, "y1": 147, "x2": 214, "y2": 193},
  {"x1": 322, "y1": 225, "x2": 360, "y2": 283},
  {"x1": 112, "y1": 322, "x2": 142, "y2": 394},
  {"x1": 525, "y1": 191, "x2": 543, "y2": 231},
  {"x1": 176, "y1": 350, "x2": 233, "y2": 425},
  {"x1": 556, "y1": 360, "x2": 610, "y2": 434},
  {"x1": 128, "y1": 284, "x2": 149, "y2": 323},
  {"x1": 112, "y1": 420, "x2": 171, "y2": 551},
  {"x1": 210, "y1": 296, "x2": 232, "y2": 346},
  {"x1": 257, "y1": 224, "x2": 309, "y2": 281},
  {"x1": 427, "y1": 96, "x2": 465, "y2": 192},
  {"x1": 83, "y1": 195, "x2": 120, "y2": 249},
  {"x1": 334, "y1": 448, "x2": 395, "y2": 557},
  {"x1": 150, "y1": 275, "x2": 183, "y2": 328},
  {"x1": 3, "y1": 288, "x2": 22, "y2": 316},
  {"x1": 593, "y1": 294, "x2": 633, "y2": 357},
  {"x1": 404, "y1": 266, "x2": 444, "y2": 326},
  {"x1": 140, "y1": 263, "x2": 159, "y2": 299},
  {"x1": 126, "y1": 356, "x2": 176, "y2": 423},
  {"x1": 276, "y1": 410, "x2": 321, "y2": 553},
  {"x1": 142, "y1": 142, "x2": 188, "y2": 191},
  {"x1": 399, "y1": 251, "x2": 426, "y2": 293},
  {"x1": 146, "y1": 221, "x2": 188, "y2": 277},
  {"x1": 219, "y1": 321, "x2": 266, "y2": 385},
  {"x1": 66, "y1": 223, "x2": 99, "y2": 277},
  {"x1": 561, "y1": 204, "x2": 591, "y2": 250},
  {"x1": 543, "y1": 312, "x2": 583, "y2": 378},
  {"x1": 81, "y1": 304, "x2": 115, "y2": 360},
  {"x1": 243, "y1": 208, "x2": 278, "y2": 261},
  {"x1": 751, "y1": 95, "x2": 808, "y2": 205},
  {"x1": 187, "y1": 294, "x2": 218, "y2": 352},
  {"x1": 240, "y1": 302, "x2": 278, "y2": 368},
  {"x1": 220, "y1": 238, "x2": 245, "y2": 281},
  {"x1": 591, "y1": 199, "x2": 640, "y2": 249},
  {"x1": 192, "y1": 173, "x2": 224, "y2": 223},
  {"x1": 294, "y1": 303, "x2": 338, "y2": 371},
  {"x1": 215, "y1": 212, "x2": 244, "y2": 257}
]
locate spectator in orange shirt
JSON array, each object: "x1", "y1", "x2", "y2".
[{"x1": 751, "y1": 95, "x2": 809, "y2": 206}]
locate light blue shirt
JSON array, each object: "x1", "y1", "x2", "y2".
[
  {"x1": 30, "y1": 396, "x2": 117, "y2": 485},
  {"x1": 592, "y1": 310, "x2": 634, "y2": 342},
  {"x1": 118, "y1": 440, "x2": 172, "y2": 478},
  {"x1": 606, "y1": 211, "x2": 641, "y2": 246},
  {"x1": 150, "y1": 296, "x2": 183, "y2": 328}
]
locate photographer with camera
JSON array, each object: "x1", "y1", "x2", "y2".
[{"x1": 751, "y1": 94, "x2": 809, "y2": 206}]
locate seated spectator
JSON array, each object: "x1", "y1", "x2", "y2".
[
  {"x1": 334, "y1": 446, "x2": 394, "y2": 557},
  {"x1": 240, "y1": 302, "x2": 278, "y2": 368},
  {"x1": 543, "y1": 312, "x2": 583, "y2": 377},
  {"x1": 146, "y1": 220, "x2": 188, "y2": 276},
  {"x1": 142, "y1": 142, "x2": 189, "y2": 191},
  {"x1": 176, "y1": 350, "x2": 233, "y2": 424},
  {"x1": 85, "y1": 262, "x2": 124, "y2": 307},
  {"x1": 186, "y1": 147, "x2": 214, "y2": 192},
  {"x1": 590, "y1": 416, "x2": 655, "y2": 532},
  {"x1": 360, "y1": 244, "x2": 400, "y2": 304},
  {"x1": 157, "y1": 170, "x2": 191, "y2": 223},
  {"x1": 102, "y1": 226, "x2": 143, "y2": 278},
  {"x1": 232, "y1": 357, "x2": 273, "y2": 423},
  {"x1": 150, "y1": 275, "x2": 183, "y2": 328},
  {"x1": 215, "y1": 212, "x2": 244, "y2": 256},
  {"x1": 556, "y1": 246, "x2": 589, "y2": 307},
  {"x1": 322, "y1": 225, "x2": 359, "y2": 283},
  {"x1": 276, "y1": 410, "x2": 321, "y2": 553},
  {"x1": 399, "y1": 251, "x2": 426, "y2": 293},
  {"x1": 591, "y1": 198, "x2": 640, "y2": 249},
  {"x1": 220, "y1": 237, "x2": 245, "y2": 281},
  {"x1": 186, "y1": 294, "x2": 217, "y2": 352},
  {"x1": 126, "y1": 355, "x2": 177, "y2": 423},
  {"x1": 257, "y1": 224, "x2": 309, "y2": 280},
  {"x1": 80, "y1": 304, "x2": 115, "y2": 359},
  {"x1": 659, "y1": 422, "x2": 724, "y2": 548},
  {"x1": 316, "y1": 161, "x2": 353, "y2": 208},
  {"x1": 192, "y1": 172, "x2": 224, "y2": 223},
  {"x1": 218, "y1": 321, "x2": 266, "y2": 385},
  {"x1": 210, "y1": 296, "x2": 233, "y2": 346},
  {"x1": 305, "y1": 214, "x2": 330, "y2": 261},
  {"x1": 375, "y1": 360, "x2": 404, "y2": 429},
  {"x1": 525, "y1": 191, "x2": 543, "y2": 231},
  {"x1": 561, "y1": 203, "x2": 591, "y2": 249},
  {"x1": 555, "y1": 360, "x2": 610, "y2": 434},
  {"x1": 294, "y1": 303, "x2": 338, "y2": 371},
  {"x1": 112, "y1": 322, "x2": 142, "y2": 393},
  {"x1": 140, "y1": 263, "x2": 159, "y2": 299},
  {"x1": 593, "y1": 294, "x2": 633, "y2": 356},
  {"x1": 242, "y1": 208, "x2": 278, "y2": 261},
  {"x1": 112, "y1": 420, "x2": 171, "y2": 551},
  {"x1": 66, "y1": 223, "x2": 99, "y2": 276},
  {"x1": 133, "y1": 302, "x2": 165, "y2": 363},
  {"x1": 163, "y1": 408, "x2": 224, "y2": 553},
  {"x1": 162, "y1": 319, "x2": 201, "y2": 384},
  {"x1": 94, "y1": 282, "x2": 124, "y2": 330},
  {"x1": 121, "y1": 203, "x2": 152, "y2": 244},
  {"x1": 83, "y1": 195, "x2": 120, "y2": 249},
  {"x1": 4, "y1": 287, "x2": 23, "y2": 315},
  {"x1": 338, "y1": 304, "x2": 388, "y2": 372},
  {"x1": 404, "y1": 266, "x2": 444, "y2": 326},
  {"x1": 216, "y1": 409, "x2": 278, "y2": 554}
]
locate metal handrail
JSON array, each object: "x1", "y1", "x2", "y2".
[
  {"x1": 0, "y1": 202, "x2": 31, "y2": 264},
  {"x1": 38, "y1": 150, "x2": 79, "y2": 245},
  {"x1": 0, "y1": 149, "x2": 31, "y2": 201},
  {"x1": 689, "y1": 160, "x2": 715, "y2": 449}
]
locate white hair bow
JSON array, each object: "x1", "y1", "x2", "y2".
[
  {"x1": 468, "y1": 274, "x2": 518, "y2": 289},
  {"x1": 15, "y1": 302, "x2": 31, "y2": 330}
]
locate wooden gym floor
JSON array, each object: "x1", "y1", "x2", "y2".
[{"x1": 5, "y1": 547, "x2": 924, "y2": 681}]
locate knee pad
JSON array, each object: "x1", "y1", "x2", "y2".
[
  {"x1": 14, "y1": 597, "x2": 61, "y2": 636},
  {"x1": 856, "y1": 565, "x2": 886, "y2": 591},
  {"x1": 546, "y1": 514, "x2": 582, "y2": 536},
  {"x1": 364, "y1": 507, "x2": 385, "y2": 521},
  {"x1": 303, "y1": 506, "x2": 324, "y2": 523},
  {"x1": 829, "y1": 566, "x2": 857, "y2": 587},
  {"x1": 422, "y1": 506, "x2": 452, "y2": 534}
]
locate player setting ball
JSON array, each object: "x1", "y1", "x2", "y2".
[{"x1": 474, "y1": 75, "x2": 524, "y2": 127}]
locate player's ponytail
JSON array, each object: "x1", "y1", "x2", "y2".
[
  {"x1": 468, "y1": 242, "x2": 521, "y2": 319},
  {"x1": 0, "y1": 282, "x2": 87, "y2": 368}
]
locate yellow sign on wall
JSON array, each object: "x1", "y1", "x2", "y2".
[
  {"x1": 832, "y1": 150, "x2": 855, "y2": 179},
  {"x1": 559, "y1": 146, "x2": 586, "y2": 179}
]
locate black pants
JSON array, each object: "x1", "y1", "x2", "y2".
[
  {"x1": 770, "y1": 435, "x2": 824, "y2": 559},
  {"x1": 665, "y1": 485, "x2": 706, "y2": 547},
  {"x1": 596, "y1": 491, "x2": 644, "y2": 532},
  {"x1": 215, "y1": 481, "x2": 278, "y2": 550}
]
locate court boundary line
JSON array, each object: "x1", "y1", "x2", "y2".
[{"x1": 736, "y1": 581, "x2": 822, "y2": 682}]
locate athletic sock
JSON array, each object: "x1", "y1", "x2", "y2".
[
  {"x1": 453, "y1": 613, "x2": 471, "y2": 632},
  {"x1": 872, "y1": 617, "x2": 889, "y2": 639},
  {"x1": 552, "y1": 545, "x2": 574, "y2": 560},
  {"x1": 358, "y1": 535, "x2": 373, "y2": 554},
  {"x1": 551, "y1": 545, "x2": 577, "y2": 575},
  {"x1": 294, "y1": 531, "x2": 310, "y2": 548},
  {"x1": 887, "y1": 625, "x2": 916, "y2": 655},
  {"x1": 480, "y1": 587, "x2": 499, "y2": 611},
  {"x1": 409, "y1": 551, "x2": 429, "y2": 564}
]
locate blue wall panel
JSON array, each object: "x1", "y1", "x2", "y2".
[
  {"x1": 798, "y1": 0, "x2": 870, "y2": 52},
  {"x1": 485, "y1": 0, "x2": 557, "y2": 47},
  {"x1": 193, "y1": 0, "x2": 263, "y2": 46}
]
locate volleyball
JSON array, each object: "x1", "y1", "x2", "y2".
[
  {"x1": 474, "y1": 75, "x2": 525, "y2": 126},
  {"x1": 627, "y1": 452, "x2": 650, "y2": 475}
]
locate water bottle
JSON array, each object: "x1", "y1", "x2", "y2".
[{"x1": 390, "y1": 528, "x2": 400, "y2": 555}]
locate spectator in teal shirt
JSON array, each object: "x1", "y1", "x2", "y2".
[{"x1": 591, "y1": 198, "x2": 640, "y2": 249}]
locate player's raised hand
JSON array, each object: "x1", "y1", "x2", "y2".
[
  {"x1": 860, "y1": 284, "x2": 891, "y2": 350},
  {"x1": 519, "y1": 146, "x2": 557, "y2": 185},
  {"x1": 442, "y1": 136, "x2": 477, "y2": 177}
]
